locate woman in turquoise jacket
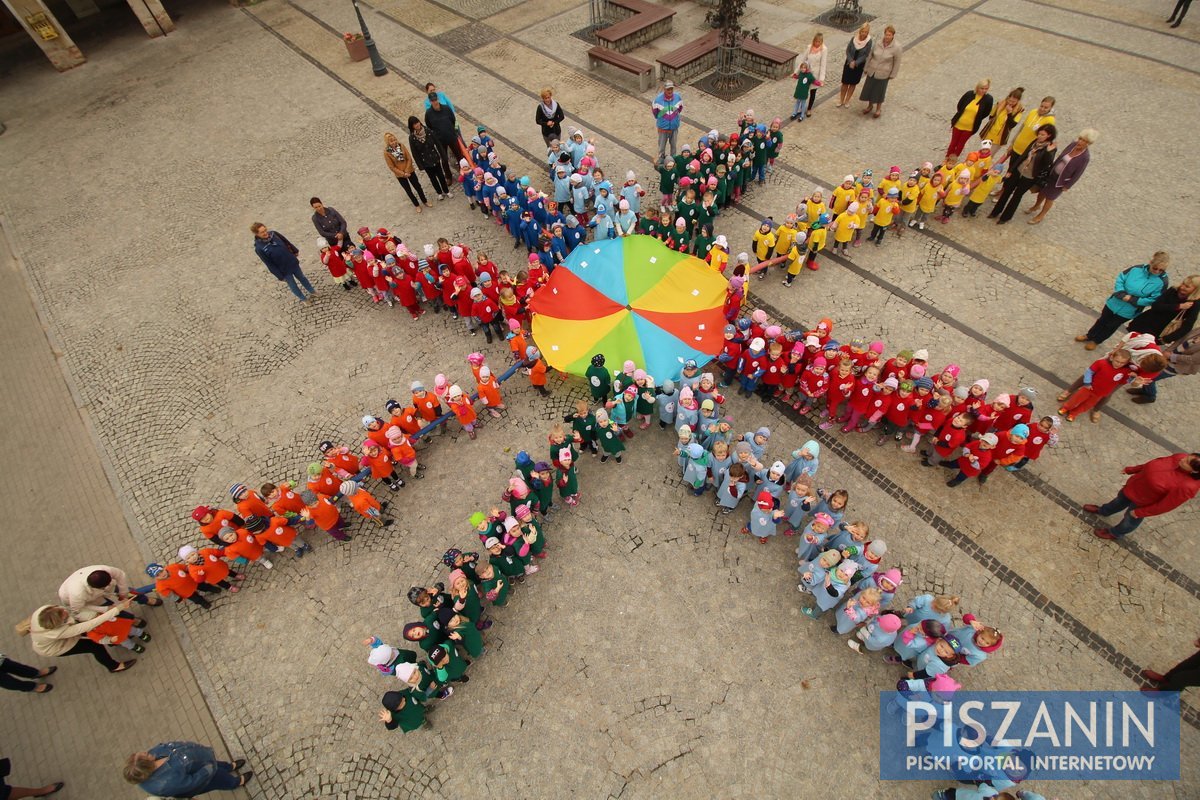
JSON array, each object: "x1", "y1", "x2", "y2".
[{"x1": 1076, "y1": 253, "x2": 1169, "y2": 348}]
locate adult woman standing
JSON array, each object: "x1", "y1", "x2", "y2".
[
  {"x1": 979, "y1": 87, "x2": 1024, "y2": 148},
  {"x1": 837, "y1": 24, "x2": 872, "y2": 108},
  {"x1": 384, "y1": 132, "x2": 431, "y2": 213},
  {"x1": 535, "y1": 87, "x2": 565, "y2": 146},
  {"x1": 946, "y1": 79, "x2": 993, "y2": 158},
  {"x1": 798, "y1": 33, "x2": 827, "y2": 114},
  {"x1": 1074, "y1": 253, "x2": 1170, "y2": 349},
  {"x1": 988, "y1": 123, "x2": 1056, "y2": 224},
  {"x1": 407, "y1": 116, "x2": 450, "y2": 201},
  {"x1": 123, "y1": 742, "x2": 251, "y2": 796},
  {"x1": 1025, "y1": 129, "x2": 1096, "y2": 224},
  {"x1": 1128, "y1": 274, "x2": 1200, "y2": 344},
  {"x1": 860, "y1": 25, "x2": 902, "y2": 118},
  {"x1": 15, "y1": 601, "x2": 136, "y2": 673}
]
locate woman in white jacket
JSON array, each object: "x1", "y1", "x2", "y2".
[
  {"x1": 15, "y1": 600, "x2": 137, "y2": 673},
  {"x1": 798, "y1": 33, "x2": 828, "y2": 115}
]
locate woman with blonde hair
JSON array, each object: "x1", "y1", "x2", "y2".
[
  {"x1": 15, "y1": 600, "x2": 137, "y2": 673},
  {"x1": 979, "y1": 86, "x2": 1024, "y2": 146},
  {"x1": 535, "y1": 87, "x2": 565, "y2": 146},
  {"x1": 837, "y1": 23, "x2": 872, "y2": 108},
  {"x1": 124, "y1": 742, "x2": 251, "y2": 796},
  {"x1": 946, "y1": 79, "x2": 993, "y2": 158},
  {"x1": 1026, "y1": 128, "x2": 1096, "y2": 223},
  {"x1": 798, "y1": 33, "x2": 827, "y2": 114},
  {"x1": 384, "y1": 131, "x2": 430, "y2": 212}
]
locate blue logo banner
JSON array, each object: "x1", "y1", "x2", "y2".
[{"x1": 879, "y1": 690, "x2": 1181, "y2": 781}]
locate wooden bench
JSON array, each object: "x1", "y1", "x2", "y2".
[
  {"x1": 587, "y1": 45, "x2": 655, "y2": 91},
  {"x1": 656, "y1": 30, "x2": 718, "y2": 84},
  {"x1": 595, "y1": 0, "x2": 675, "y2": 53},
  {"x1": 739, "y1": 37, "x2": 798, "y2": 80}
]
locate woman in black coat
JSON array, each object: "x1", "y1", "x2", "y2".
[
  {"x1": 1128, "y1": 275, "x2": 1200, "y2": 344},
  {"x1": 535, "y1": 87, "x2": 565, "y2": 146},
  {"x1": 408, "y1": 116, "x2": 450, "y2": 200},
  {"x1": 988, "y1": 123, "x2": 1056, "y2": 224},
  {"x1": 946, "y1": 79, "x2": 993, "y2": 158}
]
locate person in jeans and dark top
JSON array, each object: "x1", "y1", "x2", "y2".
[
  {"x1": 423, "y1": 93, "x2": 458, "y2": 189},
  {"x1": 988, "y1": 123, "x2": 1056, "y2": 223},
  {"x1": 124, "y1": 742, "x2": 251, "y2": 797},
  {"x1": 383, "y1": 131, "x2": 431, "y2": 212},
  {"x1": 309, "y1": 197, "x2": 348, "y2": 248},
  {"x1": 408, "y1": 117, "x2": 450, "y2": 201},
  {"x1": 0, "y1": 654, "x2": 56, "y2": 693},
  {"x1": 251, "y1": 222, "x2": 315, "y2": 301}
]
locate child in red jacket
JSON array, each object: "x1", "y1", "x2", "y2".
[
  {"x1": 317, "y1": 240, "x2": 355, "y2": 290},
  {"x1": 1059, "y1": 349, "x2": 1133, "y2": 422},
  {"x1": 945, "y1": 433, "x2": 997, "y2": 487},
  {"x1": 922, "y1": 411, "x2": 971, "y2": 468}
]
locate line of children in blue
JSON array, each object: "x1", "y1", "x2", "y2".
[{"x1": 710, "y1": 307, "x2": 1063, "y2": 489}]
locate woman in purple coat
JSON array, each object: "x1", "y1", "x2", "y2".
[{"x1": 1026, "y1": 128, "x2": 1096, "y2": 224}]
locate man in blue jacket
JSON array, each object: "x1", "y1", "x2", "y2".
[
  {"x1": 652, "y1": 81, "x2": 683, "y2": 159},
  {"x1": 252, "y1": 222, "x2": 315, "y2": 302},
  {"x1": 1075, "y1": 252, "x2": 1169, "y2": 349}
]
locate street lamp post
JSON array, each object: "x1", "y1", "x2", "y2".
[{"x1": 351, "y1": 0, "x2": 387, "y2": 77}]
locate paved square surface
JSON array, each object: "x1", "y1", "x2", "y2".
[{"x1": 0, "y1": 0, "x2": 1197, "y2": 796}]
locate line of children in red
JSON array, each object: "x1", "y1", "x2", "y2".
[{"x1": 708, "y1": 310, "x2": 1064, "y2": 490}]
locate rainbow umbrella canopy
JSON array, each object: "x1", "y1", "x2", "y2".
[{"x1": 528, "y1": 235, "x2": 728, "y2": 382}]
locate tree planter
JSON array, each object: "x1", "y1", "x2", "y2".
[{"x1": 345, "y1": 37, "x2": 368, "y2": 62}]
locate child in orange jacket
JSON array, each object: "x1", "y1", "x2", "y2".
[
  {"x1": 217, "y1": 524, "x2": 274, "y2": 570},
  {"x1": 341, "y1": 481, "x2": 394, "y2": 527},
  {"x1": 506, "y1": 319, "x2": 529, "y2": 364},
  {"x1": 385, "y1": 425, "x2": 424, "y2": 478},
  {"x1": 301, "y1": 495, "x2": 350, "y2": 541},
  {"x1": 191, "y1": 506, "x2": 238, "y2": 544},
  {"x1": 361, "y1": 441, "x2": 405, "y2": 491},
  {"x1": 447, "y1": 384, "x2": 478, "y2": 439},
  {"x1": 146, "y1": 562, "x2": 211, "y2": 609},
  {"x1": 526, "y1": 346, "x2": 550, "y2": 397},
  {"x1": 179, "y1": 543, "x2": 242, "y2": 592},
  {"x1": 477, "y1": 365, "x2": 505, "y2": 417},
  {"x1": 229, "y1": 483, "x2": 271, "y2": 518},
  {"x1": 249, "y1": 514, "x2": 313, "y2": 558}
]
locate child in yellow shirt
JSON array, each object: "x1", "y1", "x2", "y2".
[
  {"x1": 781, "y1": 226, "x2": 809, "y2": 286},
  {"x1": 895, "y1": 172, "x2": 921, "y2": 234},
  {"x1": 938, "y1": 169, "x2": 972, "y2": 222},
  {"x1": 908, "y1": 173, "x2": 944, "y2": 230},
  {"x1": 877, "y1": 166, "x2": 902, "y2": 200},
  {"x1": 751, "y1": 219, "x2": 776, "y2": 278},
  {"x1": 935, "y1": 155, "x2": 960, "y2": 189},
  {"x1": 804, "y1": 215, "x2": 829, "y2": 271},
  {"x1": 831, "y1": 176, "x2": 857, "y2": 215},
  {"x1": 963, "y1": 166, "x2": 1004, "y2": 217},
  {"x1": 853, "y1": 189, "x2": 872, "y2": 247},
  {"x1": 831, "y1": 203, "x2": 859, "y2": 257},
  {"x1": 867, "y1": 188, "x2": 901, "y2": 245},
  {"x1": 802, "y1": 190, "x2": 827, "y2": 225},
  {"x1": 772, "y1": 214, "x2": 800, "y2": 266}
]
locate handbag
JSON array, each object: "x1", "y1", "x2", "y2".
[{"x1": 1160, "y1": 309, "x2": 1186, "y2": 341}]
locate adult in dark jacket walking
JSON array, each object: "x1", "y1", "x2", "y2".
[
  {"x1": 946, "y1": 79, "x2": 993, "y2": 158},
  {"x1": 123, "y1": 741, "x2": 251, "y2": 797},
  {"x1": 252, "y1": 222, "x2": 315, "y2": 301},
  {"x1": 309, "y1": 197, "x2": 348, "y2": 248},
  {"x1": 409, "y1": 117, "x2": 450, "y2": 201},
  {"x1": 423, "y1": 94, "x2": 458, "y2": 190},
  {"x1": 1084, "y1": 453, "x2": 1200, "y2": 539},
  {"x1": 988, "y1": 123, "x2": 1056, "y2": 223}
]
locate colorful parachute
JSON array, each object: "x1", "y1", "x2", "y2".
[{"x1": 528, "y1": 236, "x2": 728, "y2": 381}]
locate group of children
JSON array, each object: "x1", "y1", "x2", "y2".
[
  {"x1": 702, "y1": 308, "x2": 1064, "y2": 490},
  {"x1": 743, "y1": 145, "x2": 1012, "y2": 285},
  {"x1": 145, "y1": 351, "x2": 552, "y2": 615}
]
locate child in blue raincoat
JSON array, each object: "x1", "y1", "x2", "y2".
[
  {"x1": 803, "y1": 558, "x2": 858, "y2": 618},
  {"x1": 743, "y1": 489, "x2": 784, "y2": 543}
]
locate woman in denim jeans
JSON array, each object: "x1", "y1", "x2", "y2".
[{"x1": 124, "y1": 742, "x2": 251, "y2": 797}]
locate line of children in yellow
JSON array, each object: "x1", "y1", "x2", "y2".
[{"x1": 748, "y1": 143, "x2": 1008, "y2": 286}]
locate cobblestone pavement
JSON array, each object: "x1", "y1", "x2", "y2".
[{"x1": 0, "y1": 0, "x2": 1198, "y2": 796}]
